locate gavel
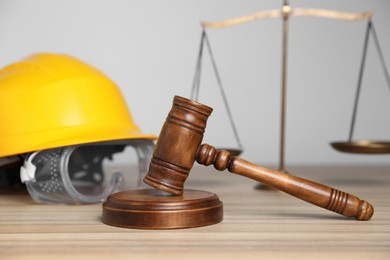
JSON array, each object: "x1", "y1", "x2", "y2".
[{"x1": 143, "y1": 95, "x2": 374, "y2": 221}]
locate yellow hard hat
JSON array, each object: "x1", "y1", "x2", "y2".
[{"x1": 0, "y1": 53, "x2": 155, "y2": 157}]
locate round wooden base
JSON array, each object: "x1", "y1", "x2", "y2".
[{"x1": 102, "y1": 189, "x2": 223, "y2": 229}]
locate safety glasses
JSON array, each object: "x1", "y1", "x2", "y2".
[{"x1": 20, "y1": 140, "x2": 154, "y2": 204}]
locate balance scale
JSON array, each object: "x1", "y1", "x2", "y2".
[{"x1": 190, "y1": 0, "x2": 390, "y2": 171}]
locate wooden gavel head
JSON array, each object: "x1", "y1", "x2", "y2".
[{"x1": 144, "y1": 96, "x2": 212, "y2": 195}]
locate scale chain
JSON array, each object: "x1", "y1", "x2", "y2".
[
  {"x1": 370, "y1": 22, "x2": 390, "y2": 93},
  {"x1": 190, "y1": 29, "x2": 243, "y2": 150}
]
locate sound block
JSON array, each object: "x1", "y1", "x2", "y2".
[{"x1": 102, "y1": 189, "x2": 223, "y2": 229}]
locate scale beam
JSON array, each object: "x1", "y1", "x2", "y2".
[
  {"x1": 202, "y1": 8, "x2": 372, "y2": 29},
  {"x1": 293, "y1": 8, "x2": 372, "y2": 21}
]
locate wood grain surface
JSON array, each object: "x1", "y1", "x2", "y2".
[{"x1": 0, "y1": 165, "x2": 389, "y2": 259}]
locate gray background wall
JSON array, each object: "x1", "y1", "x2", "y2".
[{"x1": 0, "y1": 0, "x2": 389, "y2": 166}]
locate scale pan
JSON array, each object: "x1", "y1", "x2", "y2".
[
  {"x1": 330, "y1": 140, "x2": 390, "y2": 154},
  {"x1": 216, "y1": 147, "x2": 243, "y2": 156}
]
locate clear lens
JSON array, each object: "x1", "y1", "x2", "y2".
[{"x1": 23, "y1": 140, "x2": 154, "y2": 204}]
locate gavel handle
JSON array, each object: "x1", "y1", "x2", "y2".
[{"x1": 196, "y1": 144, "x2": 374, "y2": 221}]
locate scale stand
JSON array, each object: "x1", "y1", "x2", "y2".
[{"x1": 201, "y1": 0, "x2": 373, "y2": 171}]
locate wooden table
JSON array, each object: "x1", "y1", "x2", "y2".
[{"x1": 0, "y1": 165, "x2": 389, "y2": 259}]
